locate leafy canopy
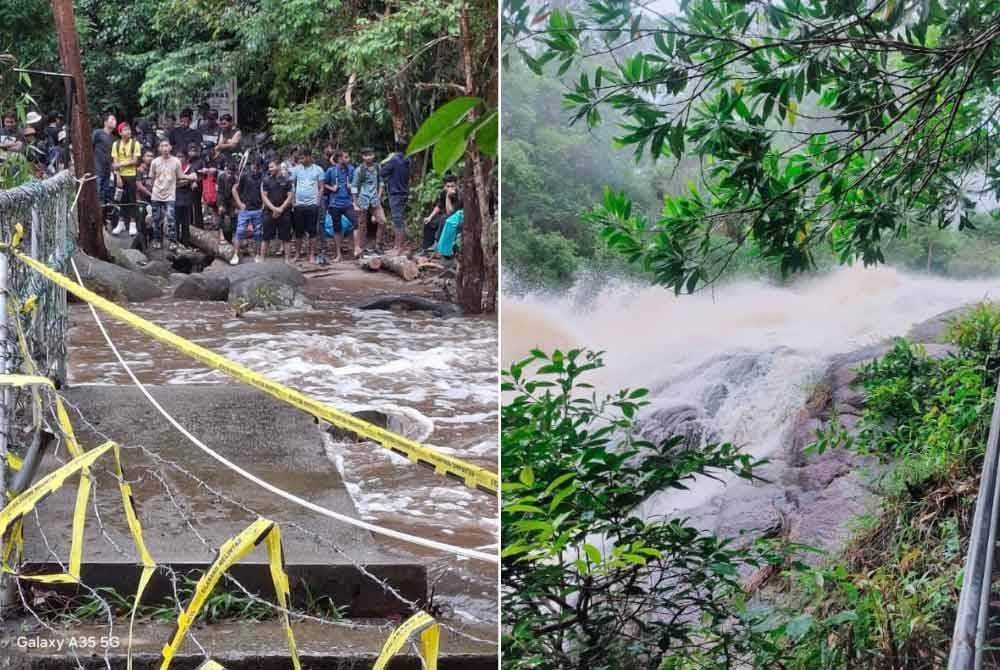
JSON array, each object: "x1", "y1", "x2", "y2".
[{"x1": 504, "y1": 0, "x2": 1000, "y2": 293}]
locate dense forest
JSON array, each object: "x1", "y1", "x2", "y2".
[{"x1": 501, "y1": 1, "x2": 1000, "y2": 293}]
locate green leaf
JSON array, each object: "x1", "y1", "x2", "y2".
[
  {"x1": 432, "y1": 121, "x2": 474, "y2": 174},
  {"x1": 519, "y1": 467, "x2": 535, "y2": 486},
  {"x1": 583, "y1": 543, "x2": 602, "y2": 564},
  {"x1": 786, "y1": 614, "x2": 813, "y2": 639},
  {"x1": 407, "y1": 96, "x2": 482, "y2": 155},
  {"x1": 473, "y1": 110, "x2": 499, "y2": 157}
]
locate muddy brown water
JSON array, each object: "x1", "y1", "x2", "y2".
[{"x1": 65, "y1": 272, "x2": 498, "y2": 625}]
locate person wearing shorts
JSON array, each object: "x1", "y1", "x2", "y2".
[
  {"x1": 381, "y1": 139, "x2": 412, "y2": 256},
  {"x1": 353, "y1": 147, "x2": 386, "y2": 252},
  {"x1": 323, "y1": 150, "x2": 359, "y2": 262},
  {"x1": 261, "y1": 159, "x2": 293, "y2": 262},
  {"x1": 290, "y1": 148, "x2": 325, "y2": 264},
  {"x1": 231, "y1": 160, "x2": 264, "y2": 265}
]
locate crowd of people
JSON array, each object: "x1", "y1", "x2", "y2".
[{"x1": 0, "y1": 105, "x2": 467, "y2": 266}]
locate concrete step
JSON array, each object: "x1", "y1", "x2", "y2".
[
  {"x1": 0, "y1": 619, "x2": 498, "y2": 669},
  {"x1": 17, "y1": 385, "x2": 428, "y2": 618}
]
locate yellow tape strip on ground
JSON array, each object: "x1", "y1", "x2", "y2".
[
  {"x1": 159, "y1": 517, "x2": 299, "y2": 670},
  {"x1": 0, "y1": 382, "x2": 156, "y2": 669},
  {"x1": 373, "y1": 610, "x2": 440, "y2": 670},
  {"x1": 2, "y1": 244, "x2": 498, "y2": 495}
]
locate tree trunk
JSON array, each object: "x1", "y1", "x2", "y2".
[
  {"x1": 377, "y1": 254, "x2": 418, "y2": 281},
  {"x1": 50, "y1": 0, "x2": 108, "y2": 261},
  {"x1": 187, "y1": 224, "x2": 234, "y2": 261},
  {"x1": 358, "y1": 256, "x2": 381, "y2": 271},
  {"x1": 386, "y1": 84, "x2": 408, "y2": 142},
  {"x1": 453, "y1": 4, "x2": 496, "y2": 314},
  {"x1": 455, "y1": 161, "x2": 485, "y2": 312}
]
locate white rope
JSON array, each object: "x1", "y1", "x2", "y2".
[{"x1": 67, "y1": 257, "x2": 497, "y2": 564}]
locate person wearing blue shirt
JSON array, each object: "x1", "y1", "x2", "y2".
[
  {"x1": 381, "y1": 139, "x2": 412, "y2": 256},
  {"x1": 290, "y1": 148, "x2": 325, "y2": 264},
  {"x1": 323, "y1": 150, "x2": 358, "y2": 262}
]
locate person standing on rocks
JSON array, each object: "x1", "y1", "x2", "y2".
[
  {"x1": 231, "y1": 159, "x2": 264, "y2": 265},
  {"x1": 261, "y1": 159, "x2": 293, "y2": 263},
  {"x1": 353, "y1": 147, "x2": 386, "y2": 253},
  {"x1": 216, "y1": 160, "x2": 238, "y2": 244},
  {"x1": 148, "y1": 139, "x2": 193, "y2": 250},
  {"x1": 110, "y1": 121, "x2": 143, "y2": 237},
  {"x1": 381, "y1": 139, "x2": 412, "y2": 256},
  {"x1": 136, "y1": 149, "x2": 156, "y2": 245},
  {"x1": 290, "y1": 148, "x2": 325, "y2": 265},
  {"x1": 175, "y1": 143, "x2": 202, "y2": 247},
  {"x1": 92, "y1": 112, "x2": 116, "y2": 222},
  {"x1": 324, "y1": 150, "x2": 358, "y2": 262}
]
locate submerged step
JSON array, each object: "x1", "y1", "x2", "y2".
[{"x1": 17, "y1": 385, "x2": 429, "y2": 618}]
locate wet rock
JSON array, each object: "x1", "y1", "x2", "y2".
[
  {"x1": 174, "y1": 274, "x2": 230, "y2": 301},
  {"x1": 121, "y1": 249, "x2": 148, "y2": 268},
  {"x1": 634, "y1": 404, "x2": 715, "y2": 448},
  {"x1": 230, "y1": 277, "x2": 310, "y2": 310},
  {"x1": 70, "y1": 252, "x2": 162, "y2": 303},
  {"x1": 171, "y1": 252, "x2": 215, "y2": 274},
  {"x1": 226, "y1": 262, "x2": 309, "y2": 310},
  {"x1": 923, "y1": 343, "x2": 959, "y2": 359},
  {"x1": 906, "y1": 306, "x2": 973, "y2": 344},
  {"x1": 141, "y1": 260, "x2": 173, "y2": 277},
  {"x1": 223, "y1": 261, "x2": 305, "y2": 288},
  {"x1": 353, "y1": 294, "x2": 462, "y2": 318}
]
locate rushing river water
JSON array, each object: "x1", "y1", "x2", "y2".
[
  {"x1": 66, "y1": 277, "x2": 498, "y2": 624},
  {"x1": 503, "y1": 265, "x2": 1000, "y2": 520}
]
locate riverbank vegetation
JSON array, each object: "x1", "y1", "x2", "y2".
[{"x1": 502, "y1": 305, "x2": 1000, "y2": 668}]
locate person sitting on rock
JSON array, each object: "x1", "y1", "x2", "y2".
[{"x1": 423, "y1": 172, "x2": 463, "y2": 255}]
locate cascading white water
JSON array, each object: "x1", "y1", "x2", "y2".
[{"x1": 503, "y1": 265, "x2": 1000, "y2": 523}]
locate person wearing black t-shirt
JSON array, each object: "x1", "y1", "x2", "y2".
[
  {"x1": 260, "y1": 159, "x2": 293, "y2": 262},
  {"x1": 231, "y1": 160, "x2": 264, "y2": 265},
  {"x1": 174, "y1": 143, "x2": 202, "y2": 246},
  {"x1": 169, "y1": 109, "x2": 200, "y2": 158},
  {"x1": 92, "y1": 112, "x2": 116, "y2": 215}
]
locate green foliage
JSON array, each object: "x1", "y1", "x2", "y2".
[
  {"x1": 37, "y1": 574, "x2": 344, "y2": 624},
  {"x1": 502, "y1": 349, "x2": 798, "y2": 669},
  {"x1": 504, "y1": 0, "x2": 1000, "y2": 293},
  {"x1": 407, "y1": 97, "x2": 497, "y2": 174},
  {"x1": 784, "y1": 306, "x2": 1000, "y2": 667}
]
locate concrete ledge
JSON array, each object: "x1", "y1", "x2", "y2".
[
  {"x1": 18, "y1": 385, "x2": 428, "y2": 618},
  {"x1": 0, "y1": 620, "x2": 498, "y2": 669},
  {"x1": 18, "y1": 563, "x2": 427, "y2": 619}
]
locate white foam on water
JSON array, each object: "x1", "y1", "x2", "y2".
[{"x1": 503, "y1": 265, "x2": 1000, "y2": 519}]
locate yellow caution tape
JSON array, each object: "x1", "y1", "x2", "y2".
[
  {"x1": 373, "y1": 611, "x2": 440, "y2": 670},
  {"x1": 0, "y1": 383, "x2": 155, "y2": 668},
  {"x1": 2, "y1": 246, "x2": 497, "y2": 495},
  {"x1": 6, "y1": 452, "x2": 22, "y2": 471},
  {"x1": 159, "y1": 517, "x2": 299, "y2": 670}
]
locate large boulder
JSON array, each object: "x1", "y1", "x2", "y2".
[
  {"x1": 141, "y1": 260, "x2": 173, "y2": 277},
  {"x1": 71, "y1": 252, "x2": 163, "y2": 303},
  {"x1": 225, "y1": 262, "x2": 309, "y2": 310},
  {"x1": 121, "y1": 249, "x2": 148, "y2": 268},
  {"x1": 174, "y1": 274, "x2": 230, "y2": 301},
  {"x1": 353, "y1": 293, "x2": 462, "y2": 318}
]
